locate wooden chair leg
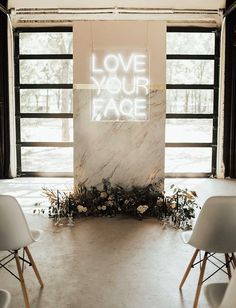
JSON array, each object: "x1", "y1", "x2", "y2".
[
  {"x1": 179, "y1": 249, "x2": 199, "y2": 289},
  {"x1": 24, "y1": 247, "x2": 44, "y2": 288},
  {"x1": 15, "y1": 251, "x2": 30, "y2": 308},
  {"x1": 225, "y1": 254, "x2": 232, "y2": 279},
  {"x1": 232, "y1": 253, "x2": 236, "y2": 267},
  {"x1": 193, "y1": 252, "x2": 208, "y2": 308}
]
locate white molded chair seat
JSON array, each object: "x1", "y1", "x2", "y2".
[
  {"x1": 204, "y1": 267, "x2": 236, "y2": 308},
  {"x1": 179, "y1": 196, "x2": 236, "y2": 308},
  {"x1": 0, "y1": 195, "x2": 44, "y2": 308},
  {"x1": 0, "y1": 289, "x2": 11, "y2": 308}
]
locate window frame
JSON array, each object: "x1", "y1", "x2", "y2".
[
  {"x1": 14, "y1": 27, "x2": 73, "y2": 177},
  {"x1": 165, "y1": 27, "x2": 220, "y2": 178}
]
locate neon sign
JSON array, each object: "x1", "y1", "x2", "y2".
[{"x1": 91, "y1": 52, "x2": 150, "y2": 121}]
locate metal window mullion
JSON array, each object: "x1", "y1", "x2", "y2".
[
  {"x1": 166, "y1": 84, "x2": 214, "y2": 89},
  {"x1": 14, "y1": 30, "x2": 22, "y2": 175},
  {"x1": 166, "y1": 113, "x2": 213, "y2": 119},
  {"x1": 165, "y1": 143, "x2": 212, "y2": 148},
  {"x1": 19, "y1": 54, "x2": 73, "y2": 59},
  {"x1": 19, "y1": 84, "x2": 73, "y2": 89},
  {"x1": 20, "y1": 172, "x2": 73, "y2": 177},
  {"x1": 16, "y1": 27, "x2": 72, "y2": 33},
  {"x1": 167, "y1": 54, "x2": 215, "y2": 60},
  {"x1": 19, "y1": 113, "x2": 73, "y2": 118},
  {"x1": 21, "y1": 142, "x2": 73, "y2": 147},
  {"x1": 167, "y1": 27, "x2": 217, "y2": 33},
  {"x1": 211, "y1": 29, "x2": 220, "y2": 176}
]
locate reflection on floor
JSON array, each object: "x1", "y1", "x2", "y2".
[{"x1": 0, "y1": 177, "x2": 236, "y2": 308}]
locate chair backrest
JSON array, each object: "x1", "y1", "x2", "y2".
[
  {"x1": 0, "y1": 289, "x2": 11, "y2": 308},
  {"x1": 220, "y1": 269, "x2": 236, "y2": 308},
  {"x1": 0, "y1": 195, "x2": 33, "y2": 251},
  {"x1": 189, "y1": 196, "x2": 236, "y2": 253}
]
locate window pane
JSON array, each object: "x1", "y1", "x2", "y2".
[
  {"x1": 166, "y1": 89, "x2": 213, "y2": 114},
  {"x1": 21, "y1": 147, "x2": 73, "y2": 172},
  {"x1": 165, "y1": 147, "x2": 212, "y2": 173},
  {"x1": 165, "y1": 119, "x2": 212, "y2": 143},
  {"x1": 21, "y1": 118, "x2": 73, "y2": 142},
  {"x1": 20, "y1": 89, "x2": 73, "y2": 113},
  {"x1": 19, "y1": 32, "x2": 73, "y2": 54},
  {"x1": 167, "y1": 32, "x2": 215, "y2": 55},
  {"x1": 167, "y1": 60, "x2": 214, "y2": 84},
  {"x1": 20, "y1": 60, "x2": 73, "y2": 84}
]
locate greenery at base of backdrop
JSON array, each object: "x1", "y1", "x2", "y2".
[{"x1": 41, "y1": 179, "x2": 199, "y2": 230}]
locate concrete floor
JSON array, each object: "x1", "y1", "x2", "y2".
[{"x1": 0, "y1": 177, "x2": 236, "y2": 308}]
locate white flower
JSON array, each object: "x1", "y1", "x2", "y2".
[
  {"x1": 77, "y1": 205, "x2": 87, "y2": 213},
  {"x1": 97, "y1": 206, "x2": 102, "y2": 210},
  {"x1": 137, "y1": 205, "x2": 149, "y2": 214},
  {"x1": 101, "y1": 205, "x2": 107, "y2": 211},
  {"x1": 100, "y1": 192, "x2": 108, "y2": 199}
]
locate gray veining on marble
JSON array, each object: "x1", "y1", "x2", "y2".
[{"x1": 74, "y1": 88, "x2": 165, "y2": 188}]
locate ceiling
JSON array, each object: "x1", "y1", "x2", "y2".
[{"x1": 8, "y1": 0, "x2": 226, "y2": 10}]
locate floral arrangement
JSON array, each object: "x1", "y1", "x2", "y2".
[{"x1": 42, "y1": 179, "x2": 199, "y2": 230}]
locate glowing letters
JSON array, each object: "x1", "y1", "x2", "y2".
[{"x1": 91, "y1": 52, "x2": 149, "y2": 121}]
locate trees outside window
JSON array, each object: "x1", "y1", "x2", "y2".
[
  {"x1": 165, "y1": 28, "x2": 219, "y2": 177},
  {"x1": 15, "y1": 28, "x2": 73, "y2": 176}
]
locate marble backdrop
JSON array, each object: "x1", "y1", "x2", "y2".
[
  {"x1": 74, "y1": 88, "x2": 165, "y2": 188},
  {"x1": 73, "y1": 21, "x2": 166, "y2": 188}
]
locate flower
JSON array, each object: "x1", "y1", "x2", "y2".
[
  {"x1": 137, "y1": 205, "x2": 149, "y2": 214},
  {"x1": 97, "y1": 206, "x2": 102, "y2": 210},
  {"x1": 101, "y1": 205, "x2": 107, "y2": 211},
  {"x1": 77, "y1": 205, "x2": 87, "y2": 213},
  {"x1": 100, "y1": 192, "x2": 108, "y2": 199}
]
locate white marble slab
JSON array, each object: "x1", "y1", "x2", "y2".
[{"x1": 74, "y1": 88, "x2": 165, "y2": 188}]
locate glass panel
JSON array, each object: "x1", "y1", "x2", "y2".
[
  {"x1": 166, "y1": 89, "x2": 213, "y2": 114},
  {"x1": 165, "y1": 119, "x2": 213, "y2": 143},
  {"x1": 21, "y1": 118, "x2": 73, "y2": 142},
  {"x1": 20, "y1": 89, "x2": 73, "y2": 113},
  {"x1": 20, "y1": 60, "x2": 73, "y2": 84},
  {"x1": 21, "y1": 147, "x2": 73, "y2": 172},
  {"x1": 165, "y1": 147, "x2": 212, "y2": 173},
  {"x1": 167, "y1": 60, "x2": 214, "y2": 84},
  {"x1": 19, "y1": 32, "x2": 73, "y2": 54},
  {"x1": 167, "y1": 32, "x2": 215, "y2": 55}
]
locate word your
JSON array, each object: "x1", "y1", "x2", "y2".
[{"x1": 91, "y1": 53, "x2": 149, "y2": 121}]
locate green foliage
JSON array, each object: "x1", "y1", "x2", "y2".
[{"x1": 42, "y1": 180, "x2": 199, "y2": 230}]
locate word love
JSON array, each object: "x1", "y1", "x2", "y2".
[{"x1": 91, "y1": 53, "x2": 150, "y2": 121}]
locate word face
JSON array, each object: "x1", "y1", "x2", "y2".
[{"x1": 91, "y1": 52, "x2": 150, "y2": 121}]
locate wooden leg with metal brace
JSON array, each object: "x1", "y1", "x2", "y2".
[
  {"x1": 232, "y1": 253, "x2": 236, "y2": 268},
  {"x1": 225, "y1": 254, "x2": 232, "y2": 279},
  {"x1": 193, "y1": 252, "x2": 208, "y2": 308},
  {"x1": 24, "y1": 247, "x2": 44, "y2": 288},
  {"x1": 179, "y1": 249, "x2": 199, "y2": 289},
  {"x1": 15, "y1": 251, "x2": 30, "y2": 308}
]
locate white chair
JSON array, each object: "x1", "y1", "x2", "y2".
[
  {"x1": 179, "y1": 196, "x2": 236, "y2": 308},
  {"x1": 0, "y1": 289, "x2": 11, "y2": 308},
  {"x1": 204, "y1": 268, "x2": 236, "y2": 308},
  {"x1": 0, "y1": 195, "x2": 44, "y2": 308}
]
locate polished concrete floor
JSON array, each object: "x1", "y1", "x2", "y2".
[{"x1": 0, "y1": 177, "x2": 236, "y2": 308}]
